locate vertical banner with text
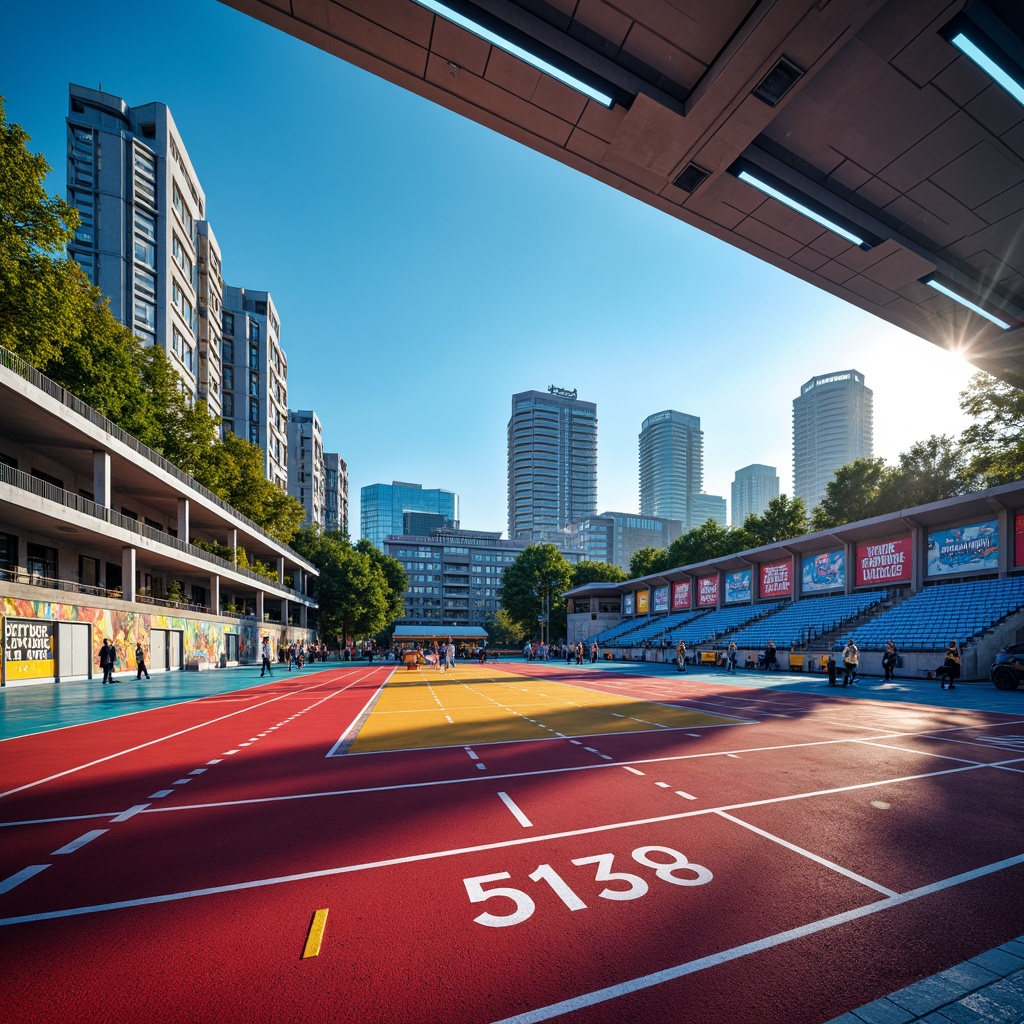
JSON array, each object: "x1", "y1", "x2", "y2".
[{"x1": 4, "y1": 617, "x2": 55, "y2": 682}]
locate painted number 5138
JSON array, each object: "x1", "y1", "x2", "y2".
[{"x1": 463, "y1": 846, "x2": 712, "y2": 928}]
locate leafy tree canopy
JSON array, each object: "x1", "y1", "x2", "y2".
[
  {"x1": 572, "y1": 560, "x2": 628, "y2": 587},
  {"x1": 500, "y1": 544, "x2": 574, "y2": 642},
  {"x1": 743, "y1": 495, "x2": 808, "y2": 547},
  {"x1": 629, "y1": 547, "x2": 669, "y2": 578},
  {"x1": 959, "y1": 371, "x2": 1024, "y2": 486}
]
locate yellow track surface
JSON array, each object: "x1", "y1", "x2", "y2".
[{"x1": 347, "y1": 663, "x2": 746, "y2": 753}]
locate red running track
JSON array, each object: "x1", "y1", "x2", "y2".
[{"x1": 1, "y1": 663, "x2": 1022, "y2": 1023}]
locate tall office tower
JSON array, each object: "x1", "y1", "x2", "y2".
[
  {"x1": 360, "y1": 482, "x2": 459, "y2": 550},
  {"x1": 508, "y1": 387, "x2": 598, "y2": 540},
  {"x1": 66, "y1": 85, "x2": 216, "y2": 402},
  {"x1": 639, "y1": 410, "x2": 703, "y2": 528},
  {"x1": 564, "y1": 513, "x2": 684, "y2": 573},
  {"x1": 793, "y1": 370, "x2": 874, "y2": 511},
  {"x1": 287, "y1": 411, "x2": 325, "y2": 528},
  {"x1": 731, "y1": 464, "x2": 780, "y2": 526},
  {"x1": 691, "y1": 493, "x2": 728, "y2": 528},
  {"x1": 221, "y1": 286, "x2": 289, "y2": 490},
  {"x1": 324, "y1": 453, "x2": 349, "y2": 535}
]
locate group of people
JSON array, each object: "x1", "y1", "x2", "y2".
[
  {"x1": 522, "y1": 640, "x2": 599, "y2": 663},
  {"x1": 98, "y1": 639, "x2": 150, "y2": 683},
  {"x1": 428, "y1": 638, "x2": 457, "y2": 671}
]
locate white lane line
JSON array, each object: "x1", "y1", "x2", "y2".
[
  {"x1": 172, "y1": 779, "x2": 192, "y2": 786},
  {"x1": 188, "y1": 769, "x2": 207, "y2": 776},
  {"x1": 110, "y1": 804, "x2": 150, "y2": 822},
  {"x1": 206, "y1": 759, "x2": 222, "y2": 765},
  {"x1": 726, "y1": 754, "x2": 740, "y2": 759},
  {"x1": 51, "y1": 829, "x2": 109, "y2": 855},
  {"x1": 686, "y1": 733, "x2": 701, "y2": 738},
  {"x1": 655, "y1": 782, "x2": 671, "y2": 789},
  {"x1": 497, "y1": 792, "x2": 533, "y2": 828},
  {"x1": 622, "y1": 766, "x2": 645, "y2": 776},
  {"x1": 0, "y1": 865, "x2": 49, "y2": 895},
  {"x1": 584, "y1": 747, "x2": 600, "y2": 754},
  {"x1": 465, "y1": 748, "x2": 480, "y2": 761},
  {"x1": 487, "y1": 854, "x2": 1024, "y2": 1024},
  {"x1": 325, "y1": 675, "x2": 393, "y2": 757},
  {"x1": 716, "y1": 810, "x2": 897, "y2": 896},
  {"x1": 476, "y1": 763, "x2": 487, "y2": 770},
  {"x1": 238, "y1": 743, "x2": 252, "y2": 747},
  {"x1": 223, "y1": 750, "x2": 240, "y2": 755},
  {"x1": 445, "y1": 716, "x2": 453, "y2": 724},
  {"x1": 0, "y1": 677, "x2": 355, "y2": 800},
  {"x1": 675, "y1": 791, "x2": 697, "y2": 801},
  {"x1": 148, "y1": 790, "x2": 174, "y2": 799}
]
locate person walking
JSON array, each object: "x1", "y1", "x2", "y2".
[
  {"x1": 135, "y1": 641, "x2": 150, "y2": 680},
  {"x1": 444, "y1": 637, "x2": 455, "y2": 672},
  {"x1": 763, "y1": 641, "x2": 778, "y2": 672},
  {"x1": 842, "y1": 639, "x2": 859, "y2": 686},
  {"x1": 940, "y1": 641, "x2": 960, "y2": 690},
  {"x1": 99, "y1": 638, "x2": 116, "y2": 684},
  {"x1": 590, "y1": 641, "x2": 599, "y2": 664},
  {"x1": 676, "y1": 639, "x2": 687, "y2": 673},
  {"x1": 726, "y1": 641, "x2": 738, "y2": 673},
  {"x1": 260, "y1": 637, "x2": 273, "y2": 677},
  {"x1": 881, "y1": 640, "x2": 898, "y2": 681}
]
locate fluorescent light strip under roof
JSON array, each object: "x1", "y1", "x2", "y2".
[
  {"x1": 925, "y1": 278, "x2": 1012, "y2": 329},
  {"x1": 412, "y1": 0, "x2": 615, "y2": 107},
  {"x1": 736, "y1": 169, "x2": 867, "y2": 248},
  {"x1": 949, "y1": 32, "x2": 1024, "y2": 107}
]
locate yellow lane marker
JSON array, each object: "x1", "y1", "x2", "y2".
[{"x1": 302, "y1": 908, "x2": 329, "y2": 959}]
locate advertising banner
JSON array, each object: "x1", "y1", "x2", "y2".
[
  {"x1": 652, "y1": 585, "x2": 669, "y2": 613},
  {"x1": 759, "y1": 560, "x2": 793, "y2": 598},
  {"x1": 3, "y1": 617, "x2": 55, "y2": 682},
  {"x1": 636, "y1": 590, "x2": 650, "y2": 614},
  {"x1": 724, "y1": 569, "x2": 751, "y2": 604},
  {"x1": 671, "y1": 581, "x2": 691, "y2": 610},
  {"x1": 697, "y1": 575, "x2": 719, "y2": 607},
  {"x1": 801, "y1": 550, "x2": 845, "y2": 592},
  {"x1": 623, "y1": 593, "x2": 635, "y2": 616},
  {"x1": 855, "y1": 536, "x2": 912, "y2": 586},
  {"x1": 1017, "y1": 513, "x2": 1024, "y2": 567},
  {"x1": 927, "y1": 520, "x2": 999, "y2": 576}
]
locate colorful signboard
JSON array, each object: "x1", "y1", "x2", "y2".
[
  {"x1": 636, "y1": 590, "x2": 650, "y2": 614},
  {"x1": 671, "y1": 581, "x2": 691, "y2": 610},
  {"x1": 855, "y1": 536, "x2": 912, "y2": 586},
  {"x1": 652, "y1": 585, "x2": 669, "y2": 613},
  {"x1": 759, "y1": 559, "x2": 793, "y2": 598},
  {"x1": 927, "y1": 520, "x2": 999, "y2": 576},
  {"x1": 697, "y1": 575, "x2": 719, "y2": 607},
  {"x1": 801, "y1": 550, "x2": 845, "y2": 592},
  {"x1": 724, "y1": 569, "x2": 751, "y2": 604},
  {"x1": 3, "y1": 617, "x2": 55, "y2": 681},
  {"x1": 1016, "y1": 513, "x2": 1024, "y2": 567},
  {"x1": 623, "y1": 593, "x2": 635, "y2": 616}
]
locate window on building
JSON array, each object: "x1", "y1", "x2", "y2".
[
  {"x1": 249, "y1": 398, "x2": 259, "y2": 423},
  {"x1": 249, "y1": 343, "x2": 259, "y2": 369},
  {"x1": 249, "y1": 371, "x2": 259, "y2": 397},
  {"x1": 0, "y1": 532, "x2": 16, "y2": 578},
  {"x1": 26, "y1": 542, "x2": 57, "y2": 581},
  {"x1": 223, "y1": 366, "x2": 234, "y2": 390},
  {"x1": 248, "y1": 321, "x2": 260, "y2": 343},
  {"x1": 79, "y1": 556, "x2": 99, "y2": 588},
  {"x1": 249, "y1": 423, "x2": 259, "y2": 445},
  {"x1": 222, "y1": 311, "x2": 234, "y2": 335}
]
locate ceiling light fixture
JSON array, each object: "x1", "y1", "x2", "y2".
[
  {"x1": 411, "y1": 0, "x2": 617, "y2": 108},
  {"x1": 924, "y1": 277, "x2": 1013, "y2": 329},
  {"x1": 941, "y1": 10, "x2": 1024, "y2": 108},
  {"x1": 730, "y1": 160, "x2": 874, "y2": 249}
]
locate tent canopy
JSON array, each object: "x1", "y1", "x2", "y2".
[{"x1": 391, "y1": 626, "x2": 488, "y2": 644}]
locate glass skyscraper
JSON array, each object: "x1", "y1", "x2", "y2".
[
  {"x1": 507, "y1": 388, "x2": 598, "y2": 540},
  {"x1": 360, "y1": 482, "x2": 459, "y2": 550},
  {"x1": 792, "y1": 370, "x2": 873, "y2": 512},
  {"x1": 731, "y1": 464, "x2": 781, "y2": 526},
  {"x1": 639, "y1": 410, "x2": 704, "y2": 528}
]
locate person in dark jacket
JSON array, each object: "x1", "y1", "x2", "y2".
[
  {"x1": 940, "y1": 641, "x2": 960, "y2": 690},
  {"x1": 135, "y1": 641, "x2": 150, "y2": 680},
  {"x1": 99, "y1": 639, "x2": 116, "y2": 684}
]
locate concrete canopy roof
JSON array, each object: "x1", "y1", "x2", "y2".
[{"x1": 222, "y1": 0, "x2": 1024, "y2": 380}]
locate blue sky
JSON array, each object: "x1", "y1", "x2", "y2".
[{"x1": 3, "y1": 0, "x2": 980, "y2": 536}]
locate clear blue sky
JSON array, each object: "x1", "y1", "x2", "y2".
[{"x1": 3, "y1": 0, "x2": 980, "y2": 536}]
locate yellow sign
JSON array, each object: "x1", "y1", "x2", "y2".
[
  {"x1": 3, "y1": 618, "x2": 55, "y2": 681},
  {"x1": 636, "y1": 590, "x2": 650, "y2": 614}
]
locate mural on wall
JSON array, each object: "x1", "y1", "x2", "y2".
[{"x1": 2, "y1": 596, "x2": 311, "y2": 680}]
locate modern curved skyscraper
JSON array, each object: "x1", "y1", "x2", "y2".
[
  {"x1": 639, "y1": 411, "x2": 703, "y2": 527},
  {"x1": 508, "y1": 388, "x2": 597, "y2": 540},
  {"x1": 792, "y1": 370, "x2": 873, "y2": 511}
]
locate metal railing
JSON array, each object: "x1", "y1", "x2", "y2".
[
  {"x1": 0, "y1": 462, "x2": 310, "y2": 600},
  {"x1": 0, "y1": 345, "x2": 313, "y2": 570}
]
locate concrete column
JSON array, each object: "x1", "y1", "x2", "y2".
[
  {"x1": 209, "y1": 575, "x2": 220, "y2": 613},
  {"x1": 278, "y1": 557, "x2": 286, "y2": 585},
  {"x1": 256, "y1": 590, "x2": 265, "y2": 622},
  {"x1": 293, "y1": 568, "x2": 303, "y2": 594},
  {"x1": 93, "y1": 450, "x2": 111, "y2": 508},
  {"x1": 227, "y1": 529, "x2": 238, "y2": 565},
  {"x1": 281, "y1": 599, "x2": 289, "y2": 627},
  {"x1": 300, "y1": 604, "x2": 308, "y2": 629},
  {"x1": 177, "y1": 498, "x2": 190, "y2": 544},
  {"x1": 121, "y1": 547, "x2": 136, "y2": 602}
]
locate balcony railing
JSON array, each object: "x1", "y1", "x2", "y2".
[
  {"x1": 0, "y1": 463, "x2": 310, "y2": 601},
  {"x1": 0, "y1": 345, "x2": 312, "y2": 569}
]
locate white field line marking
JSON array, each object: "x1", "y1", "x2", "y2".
[
  {"x1": 0, "y1": 865, "x2": 49, "y2": 895},
  {"x1": 488, "y1": 853, "x2": 1024, "y2": 1024},
  {"x1": 172, "y1": 779, "x2": 192, "y2": 785},
  {"x1": 0, "y1": 675, "x2": 369, "y2": 800},
  {"x1": 715, "y1": 811, "x2": 897, "y2": 896},
  {"x1": 110, "y1": 804, "x2": 150, "y2": 822},
  {"x1": 853, "y1": 740, "x2": 991, "y2": 766},
  {"x1": 622, "y1": 766, "x2": 645, "y2": 776},
  {"x1": 655, "y1": 782, "x2": 671, "y2": 789},
  {"x1": 148, "y1": 790, "x2": 174, "y2": 799},
  {"x1": 675, "y1": 791, "x2": 697, "y2": 801},
  {"x1": 51, "y1": 829, "x2": 109, "y2": 855},
  {"x1": 188, "y1": 769, "x2": 207, "y2": 776},
  {"x1": 497, "y1": 792, "x2": 533, "y2": 828},
  {"x1": 465, "y1": 748, "x2": 480, "y2": 760},
  {"x1": 324, "y1": 673, "x2": 395, "y2": 757}
]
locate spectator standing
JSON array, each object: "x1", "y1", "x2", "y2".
[
  {"x1": 135, "y1": 641, "x2": 150, "y2": 681},
  {"x1": 99, "y1": 638, "x2": 116, "y2": 684},
  {"x1": 676, "y1": 639, "x2": 687, "y2": 673},
  {"x1": 763, "y1": 641, "x2": 778, "y2": 672},
  {"x1": 260, "y1": 637, "x2": 273, "y2": 677},
  {"x1": 940, "y1": 641, "x2": 960, "y2": 690},
  {"x1": 881, "y1": 640, "x2": 898, "y2": 681},
  {"x1": 726, "y1": 641, "x2": 738, "y2": 673},
  {"x1": 842, "y1": 639, "x2": 859, "y2": 686}
]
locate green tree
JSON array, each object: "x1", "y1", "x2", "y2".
[
  {"x1": 355, "y1": 538, "x2": 408, "y2": 623},
  {"x1": 572, "y1": 560, "x2": 628, "y2": 587},
  {"x1": 875, "y1": 434, "x2": 973, "y2": 511},
  {"x1": 629, "y1": 546, "x2": 668, "y2": 578},
  {"x1": 500, "y1": 544, "x2": 574, "y2": 642},
  {"x1": 486, "y1": 607, "x2": 527, "y2": 649},
  {"x1": 959, "y1": 371, "x2": 1024, "y2": 485},
  {"x1": 810, "y1": 458, "x2": 892, "y2": 530},
  {"x1": 666, "y1": 519, "x2": 741, "y2": 566},
  {"x1": 743, "y1": 495, "x2": 808, "y2": 547}
]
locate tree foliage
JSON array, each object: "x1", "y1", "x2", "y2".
[
  {"x1": 666, "y1": 519, "x2": 743, "y2": 567},
  {"x1": 486, "y1": 607, "x2": 527, "y2": 648},
  {"x1": 571, "y1": 560, "x2": 628, "y2": 587},
  {"x1": 959, "y1": 371, "x2": 1024, "y2": 486},
  {"x1": 629, "y1": 547, "x2": 669, "y2": 578},
  {"x1": 742, "y1": 495, "x2": 808, "y2": 547},
  {"x1": 500, "y1": 544, "x2": 574, "y2": 642}
]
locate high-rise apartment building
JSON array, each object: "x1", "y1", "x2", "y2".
[
  {"x1": 360, "y1": 482, "x2": 459, "y2": 550},
  {"x1": 793, "y1": 370, "x2": 874, "y2": 511},
  {"x1": 221, "y1": 286, "x2": 289, "y2": 490},
  {"x1": 508, "y1": 387, "x2": 597, "y2": 540},
  {"x1": 691, "y1": 493, "x2": 728, "y2": 528},
  {"x1": 564, "y1": 512, "x2": 684, "y2": 573},
  {"x1": 287, "y1": 411, "x2": 325, "y2": 528},
  {"x1": 66, "y1": 85, "x2": 217, "y2": 405},
  {"x1": 324, "y1": 453, "x2": 349, "y2": 536},
  {"x1": 731, "y1": 464, "x2": 780, "y2": 526},
  {"x1": 639, "y1": 411, "x2": 703, "y2": 528}
]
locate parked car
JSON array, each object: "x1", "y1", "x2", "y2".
[{"x1": 990, "y1": 643, "x2": 1024, "y2": 690}]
